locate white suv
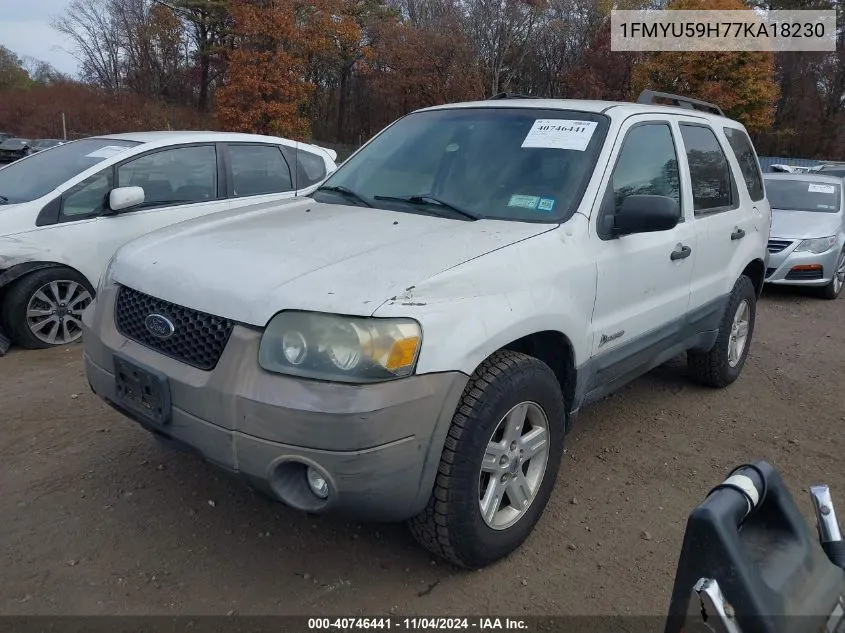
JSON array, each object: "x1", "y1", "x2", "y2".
[
  {"x1": 0, "y1": 132, "x2": 337, "y2": 351},
  {"x1": 82, "y1": 92, "x2": 770, "y2": 569}
]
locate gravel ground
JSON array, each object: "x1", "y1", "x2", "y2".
[{"x1": 1, "y1": 286, "x2": 843, "y2": 617}]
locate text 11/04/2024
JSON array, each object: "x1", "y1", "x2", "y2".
[{"x1": 307, "y1": 617, "x2": 529, "y2": 630}]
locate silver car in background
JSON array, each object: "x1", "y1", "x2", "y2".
[{"x1": 763, "y1": 173, "x2": 845, "y2": 299}]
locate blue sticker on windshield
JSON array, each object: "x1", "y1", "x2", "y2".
[
  {"x1": 537, "y1": 197, "x2": 555, "y2": 212},
  {"x1": 508, "y1": 195, "x2": 540, "y2": 209}
]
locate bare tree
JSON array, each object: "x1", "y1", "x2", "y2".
[
  {"x1": 53, "y1": 0, "x2": 190, "y2": 101},
  {"x1": 156, "y1": 0, "x2": 231, "y2": 110},
  {"x1": 464, "y1": 0, "x2": 543, "y2": 95},
  {"x1": 21, "y1": 57, "x2": 69, "y2": 85},
  {"x1": 53, "y1": 0, "x2": 125, "y2": 91}
]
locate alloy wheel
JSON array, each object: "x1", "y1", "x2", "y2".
[
  {"x1": 727, "y1": 299, "x2": 750, "y2": 368},
  {"x1": 478, "y1": 401, "x2": 550, "y2": 530},
  {"x1": 25, "y1": 280, "x2": 93, "y2": 345}
]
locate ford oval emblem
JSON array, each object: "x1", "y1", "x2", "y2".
[{"x1": 145, "y1": 313, "x2": 175, "y2": 339}]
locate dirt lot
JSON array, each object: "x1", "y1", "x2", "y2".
[{"x1": 2, "y1": 286, "x2": 843, "y2": 617}]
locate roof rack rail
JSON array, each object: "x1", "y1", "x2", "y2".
[
  {"x1": 636, "y1": 89, "x2": 725, "y2": 117},
  {"x1": 487, "y1": 92, "x2": 537, "y2": 100}
]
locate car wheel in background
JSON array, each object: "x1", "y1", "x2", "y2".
[
  {"x1": 1, "y1": 267, "x2": 94, "y2": 349},
  {"x1": 687, "y1": 275, "x2": 757, "y2": 389},
  {"x1": 819, "y1": 250, "x2": 845, "y2": 300},
  {"x1": 408, "y1": 350, "x2": 566, "y2": 569}
]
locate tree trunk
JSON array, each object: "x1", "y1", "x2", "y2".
[
  {"x1": 337, "y1": 65, "x2": 349, "y2": 142},
  {"x1": 198, "y1": 52, "x2": 211, "y2": 111}
]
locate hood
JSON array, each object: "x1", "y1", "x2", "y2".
[
  {"x1": 770, "y1": 209, "x2": 843, "y2": 240},
  {"x1": 111, "y1": 198, "x2": 555, "y2": 326}
]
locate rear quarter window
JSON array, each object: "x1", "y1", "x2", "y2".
[
  {"x1": 723, "y1": 127, "x2": 765, "y2": 202},
  {"x1": 297, "y1": 150, "x2": 327, "y2": 188},
  {"x1": 679, "y1": 123, "x2": 737, "y2": 215}
]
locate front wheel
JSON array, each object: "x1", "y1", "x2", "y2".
[
  {"x1": 819, "y1": 250, "x2": 845, "y2": 300},
  {"x1": 687, "y1": 275, "x2": 757, "y2": 388},
  {"x1": 408, "y1": 350, "x2": 566, "y2": 569},
  {"x1": 1, "y1": 267, "x2": 94, "y2": 349}
]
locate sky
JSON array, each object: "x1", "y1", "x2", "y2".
[{"x1": 0, "y1": 0, "x2": 79, "y2": 77}]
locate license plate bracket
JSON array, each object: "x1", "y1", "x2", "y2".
[{"x1": 113, "y1": 354, "x2": 172, "y2": 426}]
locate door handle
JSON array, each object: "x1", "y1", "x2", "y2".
[
  {"x1": 671, "y1": 244, "x2": 692, "y2": 261},
  {"x1": 731, "y1": 227, "x2": 746, "y2": 240}
]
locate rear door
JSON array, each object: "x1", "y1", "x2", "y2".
[
  {"x1": 675, "y1": 119, "x2": 765, "y2": 319},
  {"x1": 223, "y1": 143, "x2": 298, "y2": 207}
]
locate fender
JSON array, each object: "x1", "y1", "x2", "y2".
[{"x1": 0, "y1": 261, "x2": 69, "y2": 291}]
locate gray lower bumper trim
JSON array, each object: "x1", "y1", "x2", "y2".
[{"x1": 85, "y1": 351, "x2": 468, "y2": 523}]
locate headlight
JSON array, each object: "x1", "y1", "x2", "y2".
[
  {"x1": 258, "y1": 311, "x2": 422, "y2": 383},
  {"x1": 794, "y1": 236, "x2": 837, "y2": 254},
  {"x1": 97, "y1": 254, "x2": 118, "y2": 294}
]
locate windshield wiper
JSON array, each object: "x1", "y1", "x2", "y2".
[
  {"x1": 315, "y1": 185, "x2": 372, "y2": 207},
  {"x1": 373, "y1": 194, "x2": 478, "y2": 221},
  {"x1": 0, "y1": 195, "x2": 8, "y2": 204}
]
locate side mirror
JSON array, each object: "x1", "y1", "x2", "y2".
[
  {"x1": 614, "y1": 194, "x2": 680, "y2": 236},
  {"x1": 108, "y1": 186, "x2": 145, "y2": 212}
]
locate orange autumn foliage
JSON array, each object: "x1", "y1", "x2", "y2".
[
  {"x1": 629, "y1": 0, "x2": 780, "y2": 133},
  {"x1": 217, "y1": 0, "x2": 361, "y2": 139}
]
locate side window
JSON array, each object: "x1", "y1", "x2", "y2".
[
  {"x1": 297, "y1": 150, "x2": 327, "y2": 188},
  {"x1": 723, "y1": 127, "x2": 764, "y2": 202},
  {"x1": 607, "y1": 122, "x2": 681, "y2": 217},
  {"x1": 228, "y1": 144, "x2": 292, "y2": 197},
  {"x1": 62, "y1": 168, "x2": 113, "y2": 218},
  {"x1": 118, "y1": 145, "x2": 217, "y2": 207},
  {"x1": 679, "y1": 124, "x2": 735, "y2": 214}
]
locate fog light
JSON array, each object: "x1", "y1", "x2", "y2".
[{"x1": 306, "y1": 467, "x2": 329, "y2": 499}]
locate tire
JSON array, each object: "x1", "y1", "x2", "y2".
[
  {"x1": 687, "y1": 275, "x2": 757, "y2": 388},
  {"x1": 1, "y1": 267, "x2": 95, "y2": 349},
  {"x1": 819, "y1": 250, "x2": 845, "y2": 300},
  {"x1": 408, "y1": 350, "x2": 567, "y2": 569}
]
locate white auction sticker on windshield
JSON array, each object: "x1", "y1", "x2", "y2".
[
  {"x1": 808, "y1": 183, "x2": 835, "y2": 194},
  {"x1": 521, "y1": 119, "x2": 598, "y2": 151},
  {"x1": 86, "y1": 145, "x2": 130, "y2": 159}
]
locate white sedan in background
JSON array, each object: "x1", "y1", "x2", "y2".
[{"x1": 0, "y1": 131, "x2": 337, "y2": 350}]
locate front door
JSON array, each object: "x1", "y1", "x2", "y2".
[
  {"x1": 588, "y1": 116, "x2": 696, "y2": 390},
  {"x1": 92, "y1": 143, "x2": 231, "y2": 280}
]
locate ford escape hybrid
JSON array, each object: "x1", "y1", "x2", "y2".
[{"x1": 82, "y1": 91, "x2": 770, "y2": 569}]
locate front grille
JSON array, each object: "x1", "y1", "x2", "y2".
[
  {"x1": 785, "y1": 268, "x2": 824, "y2": 281},
  {"x1": 767, "y1": 239, "x2": 793, "y2": 254},
  {"x1": 114, "y1": 285, "x2": 234, "y2": 371},
  {"x1": 765, "y1": 267, "x2": 777, "y2": 278}
]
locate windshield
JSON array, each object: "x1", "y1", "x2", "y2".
[
  {"x1": 817, "y1": 167, "x2": 845, "y2": 178},
  {"x1": 0, "y1": 139, "x2": 28, "y2": 149},
  {"x1": 313, "y1": 107, "x2": 609, "y2": 222},
  {"x1": 32, "y1": 140, "x2": 61, "y2": 149},
  {"x1": 764, "y1": 178, "x2": 842, "y2": 213},
  {"x1": 0, "y1": 138, "x2": 140, "y2": 204}
]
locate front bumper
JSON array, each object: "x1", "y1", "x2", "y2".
[
  {"x1": 82, "y1": 285, "x2": 469, "y2": 522},
  {"x1": 764, "y1": 239, "x2": 841, "y2": 287}
]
